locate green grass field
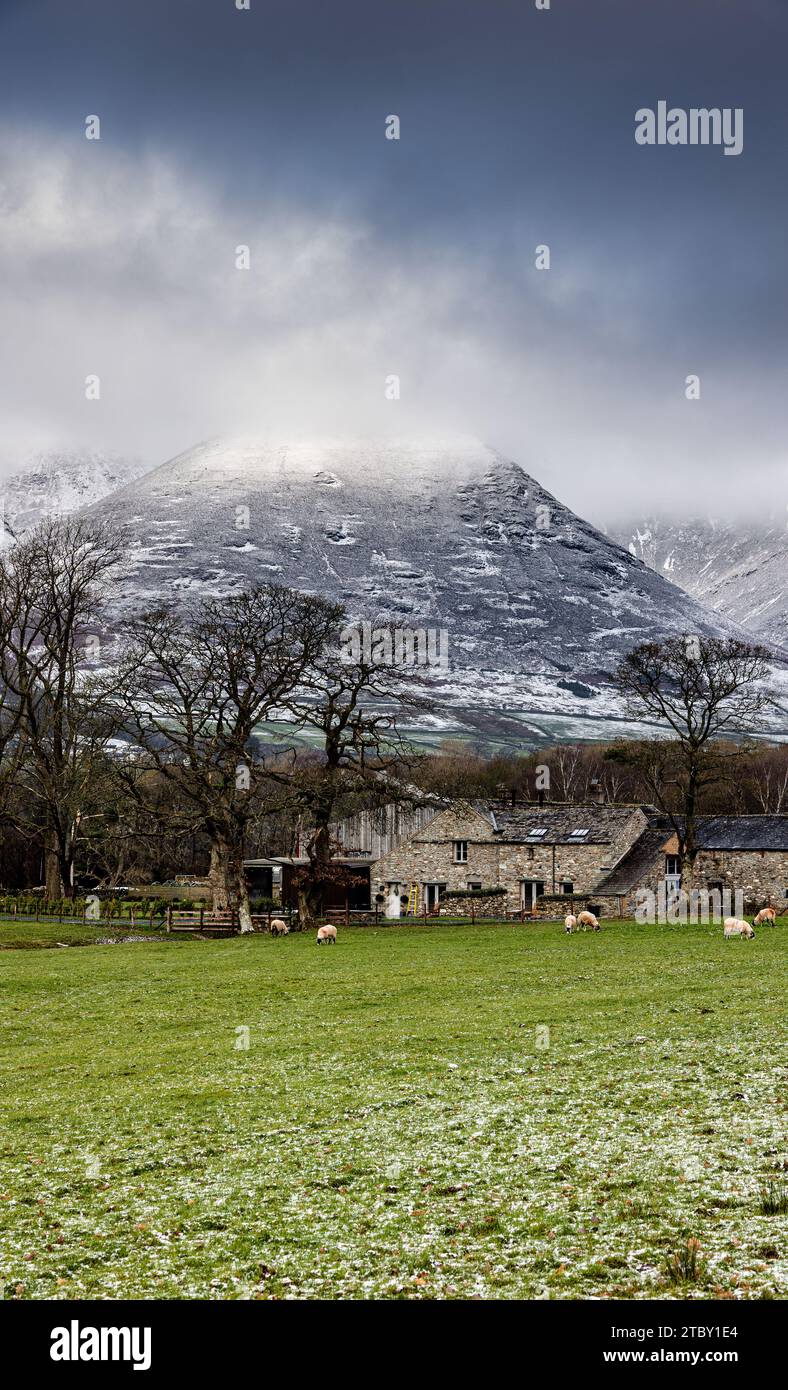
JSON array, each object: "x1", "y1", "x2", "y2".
[{"x1": 1, "y1": 919, "x2": 786, "y2": 1300}]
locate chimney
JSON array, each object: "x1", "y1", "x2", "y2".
[{"x1": 589, "y1": 778, "x2": 604, "y2": 806}]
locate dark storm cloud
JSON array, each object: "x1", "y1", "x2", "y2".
[{"x1": 0, "y1": 0, "x2": 785, "y2": 519}]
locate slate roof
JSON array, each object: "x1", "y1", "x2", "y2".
[
  {"x1": 683, "y1": 815, "x2": 788, "y2": 852},
  {"x1": 476, "y1": 802, "x2": 642, "y2": 845},
  {"x1": 596, "y1": 829, "x2": 673, "y2": 894}
]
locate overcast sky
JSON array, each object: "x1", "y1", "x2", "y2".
[{"x1": 0, "y1": 0, "x2": 785, "y2": 522}]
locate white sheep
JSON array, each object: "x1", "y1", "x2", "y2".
[
  {"x1": 270, "y1": 917, "x2": 289, "y2": 937},
  {"x1": 753, "y1": 907, "x2": 777, "y2": 927},
  {"x1": 723, "y1": 917, "x2": 755, "y2": 939},
  {"x1": 564, "y1": 914, "x2": 577, "y2": 934},
  {"x1": 576, "y1": 910, "x2": 600, "y2": 932},
  {"x1": 316, "y1": 923, "x2": 337, "y2": 945}
]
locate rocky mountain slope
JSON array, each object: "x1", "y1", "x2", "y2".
[
  {"x1": 0, "y1": 449, "x2": 145, "y2": 536},
  {"x1": 78, "y1": 437, "x2": 784, "y2": 747},
  {"x1": 608, "y1": 516, "x2": 788, "y2": 650}
]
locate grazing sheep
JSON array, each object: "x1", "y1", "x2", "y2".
[
  {"x1": 753, "y1": 907, "x2": 777, "y2": 927},
  {"x1": 270, "y1": 917, "x2": 289, "y2": 937},
  {"x1": 576, "y1": 910, "x2": 600, "y2": 932},
  {"x1": 564, "y1": 914, "x2": 577, "y2": 934},
  {"x1": 723, "y1": 917, "x2": 755, "y2": 939},
  {"x1": 316, "y1": 923, "x2": 337, "y2": 945}
]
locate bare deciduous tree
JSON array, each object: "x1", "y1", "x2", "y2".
[
  {"x1": 119, "y1": 585, "x2": 342, "y2": 929},
  {"x1": 613, "y1": 635, "x2": 773, "y2": 880},
  {"x1": 0, "y1": 518, "x2": 124, "y2": 895},
  {"x1": 281, "y1": 632, "x2": 431, "y2": 925}
]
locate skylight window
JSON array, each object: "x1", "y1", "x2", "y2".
[
  {"x1": 568, "y1": 828, "x2": 589, "y2": 840},
  {"x1": 526, "y1": 828, "x2": 547, "y2": 840}
]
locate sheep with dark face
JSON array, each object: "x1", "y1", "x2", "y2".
[
  {"x1": 753, "y1": 907, "x2": 776, "y2": 927},
  {"x1": 576, "y1": 910, "x2": 600, "y2": 932},
  {"x1": 724, "y1": 917, "x2": 755, "y2": 939},
  {"x1": 317, "y1": 923, "x2": 337, "y2": 945}
]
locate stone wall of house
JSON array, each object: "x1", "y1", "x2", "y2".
[
  {"x1": 439, "y1": 891, "x2": 508, "y2": 917},
  {"x1": 372, "y1": 805, "x2": 497, "y2": 898},
  {"x1": 687, "y1": 850, "x2": 788, "y2": 911}
]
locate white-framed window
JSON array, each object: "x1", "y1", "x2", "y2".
[
  {"x1": 526, "y1": 828, "x2": 547, "y2": 841},
  {"x1": 453, "y1": 840, "x2": 468, "y2": 863},
  {"x1": 568, "y1": 828, "x2": 589, "y2": 841},
  {"x1": 665, "y1": 855, "x2": 681, "y2": 877},
  {"x1": 467, "y1": 880, "x2": 482, "y2": 891}
]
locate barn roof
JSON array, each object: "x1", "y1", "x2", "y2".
[{"x1": 681, "y1": 815, "x2": 788, "y2": 851}]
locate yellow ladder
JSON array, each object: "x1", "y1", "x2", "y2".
[{"x1": 405, "y1": 883, "x2": 420, "y2": 916}]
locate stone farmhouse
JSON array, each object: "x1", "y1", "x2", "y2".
[
  {"x1": 367, "y1": 800, "x2": 648, "y2": 916},
  {"x1": 332, "y1": 800, "x2": 788, "y2": 918}
]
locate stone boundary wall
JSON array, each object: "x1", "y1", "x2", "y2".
[{"x1": 529, "y1": 893, "x2": 625, "y2": 922}]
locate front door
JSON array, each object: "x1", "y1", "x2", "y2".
[
  {"x1": 424, "y1": 883, "x2": 446, "y2": 912},
  {"x1": 520, "y1": 880, "x2": 545, "y2": 911}
]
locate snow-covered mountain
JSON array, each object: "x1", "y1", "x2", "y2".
[
  {"x1": 79, "y1": 436, "x2": 785, "y2": 747},
  {"x1": 607, "y1": 516, "x2": 788, "y2": 650},
  {"x1": 0, "y1": 449, "x2": 146, "y2": 536}
]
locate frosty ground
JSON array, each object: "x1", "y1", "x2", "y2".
[{"x1": 1, "y1": 920, "x2": 785, "y2": 1300}]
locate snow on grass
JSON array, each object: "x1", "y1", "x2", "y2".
[{"x1": 0, "y1": 920, "x2": 785, "y2": 1300}]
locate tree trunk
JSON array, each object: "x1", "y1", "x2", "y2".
[
  {"x1": 681, "y1": 759, "x2": 699, "y2": 890},
  {"x1": 59, "y1": 828, "x2": 75, "y2": 900},
  {"x1": 44, "y1": 830, "x2": 63, "y2": 899},
  {"x1": 296, "y1": 880, "x2": 323, "y2": 931},
  {"x1": 208, "y1": 837, "x2": 232, "y2": 911},
  {"x1": 297, "y1": 822, "x2": 332, "y2": 929},
  {"x1": 235, "y1": 858, "x2": 253, "y2": 934}
]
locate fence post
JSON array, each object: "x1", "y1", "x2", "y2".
[
  {"x1": 199, "y1": 903, "x2": 204, "y2": 931},
  {"x1": 36, "y1": 900, "x2": 40, "y2": 921},
  {"x1": 471, "y1": 902, "x2": 475, "y2": 925},
  {"x1": 166, "y1": 905, "x2": 172, "y2": 934}
]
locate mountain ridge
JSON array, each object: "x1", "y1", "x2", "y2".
[
  {"x1": 81, "y1": 435, "x2": 744, "y2": 650},
  {"x1": 608, "y1": 514, "x2": 788, "y2": 650}
]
